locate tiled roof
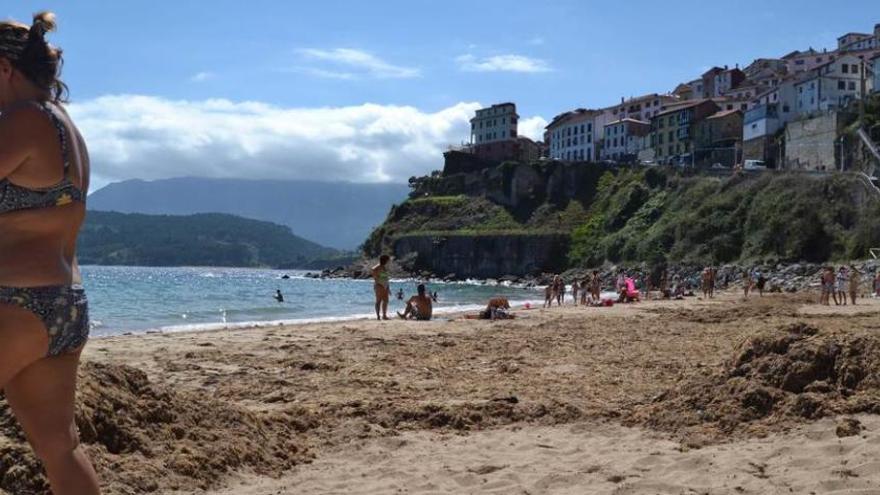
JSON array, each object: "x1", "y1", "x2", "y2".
[{"x1": 707, "y1": 109, "x2": 742, "y2": 120}]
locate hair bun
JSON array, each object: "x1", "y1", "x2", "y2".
[{"x1": 30, "y1": 11, "x2": 57, "y2": 39}]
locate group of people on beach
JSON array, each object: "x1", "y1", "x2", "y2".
[{"x1": 819, "y1": 265, "x2": 870, "y2": 306}]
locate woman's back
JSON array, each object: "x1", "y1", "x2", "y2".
[{"x1": 0, "y1": 102, "x2": 88, "y2": 287}]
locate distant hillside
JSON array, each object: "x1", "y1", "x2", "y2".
[
  {"x1": 87, "y1": 178, "x2": 410, "y2": 250},
  {"x1": 79, "y1": 211, "x2": 339, "y2": 268}
]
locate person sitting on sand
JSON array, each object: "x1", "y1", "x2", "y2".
[
  {"x1": 372, "y1": 255, "x2": 391, "y2": 320},
  {"x1": 836, "y1": 266, "x2": 848, "y2": 306},
  {"x1": 482, "y1": 297, "x2": 511, "y2": 320},
  {"x1": 398, "y1": 284, "x2": 433, "y2": 321},
  {"x1": 571, "y1": 280, "x2": 580, "y2": 306}
]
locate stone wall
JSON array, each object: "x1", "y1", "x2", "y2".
[
  {"x1": 392, "y1": 234, "x2": 571, "y2": 278},
  {"x1": 783, "y1": 111, "x2": 855, "y2": 171}
]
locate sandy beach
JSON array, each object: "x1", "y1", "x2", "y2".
[{"x1": 4, "y1": 291, "x2": 880, "y2": 494}]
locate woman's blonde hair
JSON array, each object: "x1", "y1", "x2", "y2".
[{"x1": 0, "y1": 11, "x2": 68, "y2": 102}]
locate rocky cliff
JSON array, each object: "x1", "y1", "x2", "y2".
[
  {"x1": 393, "y1": 234, "x2": 570, "y2": 279},
  {"x1": 365, "y1": 154, "x2": 880, "y2": 280}
]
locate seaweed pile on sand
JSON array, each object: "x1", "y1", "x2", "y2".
[
  {"x1": 0, "y1": 362, "x2": 310, "y2": 495},
  {"x1": 627, "y1": 322, "x2": 880, "y2": 446}
]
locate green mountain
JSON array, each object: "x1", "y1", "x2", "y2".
[
  {"x1": 86, "y1": 178, "x2": 410, "y2": 250},
  {"x1": 78, "y1": 211, "x2": 339, "y2": 268}
]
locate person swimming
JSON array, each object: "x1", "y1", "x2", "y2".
[{"x1": 398, "y1": 284, "x2": 433, "y2": 321}]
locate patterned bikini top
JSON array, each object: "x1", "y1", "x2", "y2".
[{"x1": 0, "y1": 102, "x2": 85, "y2": 214}]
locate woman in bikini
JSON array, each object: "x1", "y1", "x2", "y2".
[
  {"x1": 371, "y1": 254, "x2": 391, "y2": 320},
  {"x1": 0, "y1": 12, "x2": 100, "y2": 494}
]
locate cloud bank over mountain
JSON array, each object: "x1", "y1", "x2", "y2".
[{"x1": 69, "y1": 96, "x2": 547, "y2": 189}]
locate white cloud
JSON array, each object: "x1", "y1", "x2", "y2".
[
  {"x1": 71, "y1": 95, "x2": 542, "y2": 189},
  {"x1": 456, "y1": 54, "x2": 552, "y2": 73},
  {"x1": 297, "y1": 48, "x2": 420, "y2": 79},
  {"x1": 518, "y1": 116, "x2": 548, "y2": 141},
  {"x1": 189, "y1": 71, "x2": 215, "y2": 83},
  {"x1": 526, "y1": 36, "x2": 545, "y2": 46}
]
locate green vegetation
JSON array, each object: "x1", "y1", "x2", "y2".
[
  {"x1": 79, "y1": 211, "x2": 338, "y2": 267},
  {"x1": 568, "y1": 169, "x2": 880, "y2": 267},
  {"x1": 370, "y1": 161, "x2": 880, "y2": 268}
]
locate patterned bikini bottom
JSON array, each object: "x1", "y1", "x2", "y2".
[{"x1": 0, "y1": 285, "x2": 89, "y2": 357}]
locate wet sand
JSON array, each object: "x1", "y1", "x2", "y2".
[{"x1": 3, "y1": 292, "x2": 880, "y2": 494}]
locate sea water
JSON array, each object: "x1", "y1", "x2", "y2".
[{"x1": 82, "y1": 265, "x2": 544, "y2": 337}]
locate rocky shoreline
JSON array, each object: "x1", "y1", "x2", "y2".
[{"x1": 307, "y1": 257, "x2": 880, "y2": 294}]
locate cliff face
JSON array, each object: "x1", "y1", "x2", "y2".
[
  {"x1": 393, "y1": 234, "x2": 570, "y2": 279},
  {"x1": 367, "y1": 153, "x2": 880, "y2": 279}
]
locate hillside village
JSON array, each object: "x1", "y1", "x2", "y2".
[{"x1": 463, "y1": 23, "x2": 880, "y2": 174}]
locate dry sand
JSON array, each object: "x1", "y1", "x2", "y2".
[{"x1": 3, "y1": 292, "x2": 880, "y2": 494}]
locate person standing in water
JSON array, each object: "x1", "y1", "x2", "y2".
[
  {"x1": 274, "y1": 289, "x2": 284, "y2": 303},
  {"x1": 0, "y1": 13, "x2": 100, "y2": 494},
  {"x1": 372, "y1": 254, "x2": 391, "y2": 320}
]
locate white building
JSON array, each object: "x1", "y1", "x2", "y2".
[
  {"x1": 601, "y1": 118, "x2": 651, "y2": 161},
  {"x1": 751, "y1": 79, "x2": 799, "y2": 125},
  {"x1": 470, "y1": 103, "x2": 517, "y2": 146},
  {"x1": 546, "y1": 109, "x2": 598, "y2": 162},
  {"x1": 795, "y1": 55, "x2": 873, "y2": 114}
]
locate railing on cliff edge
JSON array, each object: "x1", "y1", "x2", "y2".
[{"x1": 855, "y1": 127, "x2": 880, "y2": 196}]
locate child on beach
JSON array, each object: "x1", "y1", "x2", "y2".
[
  {"x1": 571, "y1": 280, "x2": 580, "y2": 306},
  {"x1": 544, "y1": 284, "x2": 553, "y2": 308}
]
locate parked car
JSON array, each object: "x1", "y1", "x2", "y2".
[{"x1": 743, "y1": 160, "x2": 766, "y2": 171}]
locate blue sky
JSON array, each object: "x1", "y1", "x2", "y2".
[{"x1": 7, "y1": 1, "x2": 879, "y2": 187}]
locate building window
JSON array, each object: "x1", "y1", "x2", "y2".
[
  {"x1": 839, "y1": 80, "x2": 847, "y2": 90},
  {"x1": 668, "y1": 131, "x2": 674, "y2": 142},
  {"x1": 842, "y1": 64, "x2": 849, "y2": 73},
  {"x1": 848, "y1": 81, "x2": 856, "y2": 90},
  {"x1": 851, "y1": 64, "x2": 859, "y2": 73}
]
